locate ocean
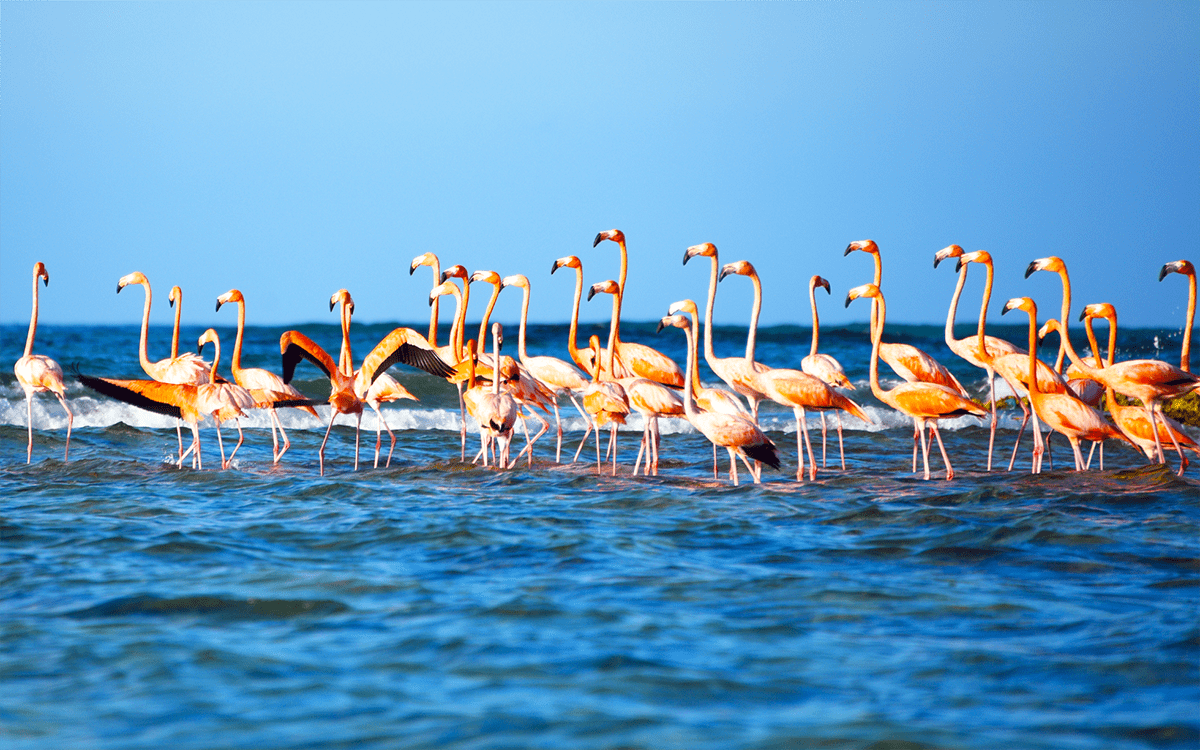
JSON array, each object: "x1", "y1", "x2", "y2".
[{"x1": 2, "y1": 320, "x2": 1197, "y2": 749}]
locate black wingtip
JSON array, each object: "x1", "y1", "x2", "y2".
[
  {"x1": 744, "y1": 440, "x2": 781, "y2": 470},
  {"x1": 1024, "y1": 261, "x2": 1037, "y2": 278}
]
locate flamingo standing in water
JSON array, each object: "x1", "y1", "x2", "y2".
[
  {"x1": 463, "y1": 326, "x2": 519, "y2": 468},
  {"x1": 681, "y1": 243, "x2": 770, "y2": 420},
  {"x1": 593, "y1": 229, "x2": 685, "y2": 388},
  {"x1": 933, "y1": 245, "x2": 1026, "y2": 471},
  {"x1": 1159, "y1": 260, "x2": 1195, "y2": 373},
  {"x1": 847, "y1": 283, "x2": 987, "y2": 480},
  {"x1": 801, "y1": 274, "x2": 855, "y2": 469},
  {"x1": 14, "y1": 262, "x2": 72, "y2": 463},
  {"x1": 1000, "y1": 298, "x2": 1130, "y2": 472},
  {"x1": 216, "y1": 289, "x2": 320, "y2": 463},
  {"x1": 330, "y1": 290, "x2": 419, "y2": 468},
  {"x1": 719, "y1": 261, "x2": 870, "y2": 481},
  {"x1": 196, "y1": 329, "x2": 256, "y2": 469},
  {"x1": 579, "y1": 335, "x2": 630, "y2": 475},
  {"x1": 1077, "y1": 303, "x2": 1198, "y2": 473},
  {"x1": 116, "y1": 272, "x2": 210, "y2": 385},
  {"x1": 551, "y1": 255, "x2": 612, "y2": 378},
  {"x1": 657, "y1": 309, "x2": 780, "y2": 486},
  {"x1": 410, "y1": 252, "x2": 443, "y2": 348}
]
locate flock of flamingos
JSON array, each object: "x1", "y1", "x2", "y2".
[{"x1": 13, "y1": 230, "x2": 1200, "y2": 484}]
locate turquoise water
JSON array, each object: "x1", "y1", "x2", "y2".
[{"x1": 3, "y1": 322, "x2": 1198, "y2": 749}]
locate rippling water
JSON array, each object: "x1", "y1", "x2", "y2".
[{"x1": 3, "y1": 322, "x2": 1198, "y2": 749}]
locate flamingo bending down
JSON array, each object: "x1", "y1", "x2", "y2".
[
  {"x1": 657, "y1": 310, "x2": 780, "y2": 486},
  {"x1": 681, "y1": 244, "x2": 771, "y2": 420},
  {"x1": 501, "y1": 274, "x2": 589, "y2": 463},
  {"x1": 1078, "y1": 303, "x2": 1198, "y2": 473},
  {"x1": 330, "y1": 290, "x2": 419, "y2": 468},
  {"x1": 196, "y1": 329, "x2": 257, "y2": 469},
  {"x1": 593, "y1": 229, "x2": 686, "y2": 388},
  {"x1": 847, "y1": 284, "x2": 987, "y2": 480},
  {"x1": 14, "y1": 262, "x2": 72, "y2": 463},
  {"x1": 215, "y1": 289, "x2": 320, "y2": 463},
  {"x1": 934, "y1": 245, "x2": 1027, "y2": 471},
  {"x1": 1159, "y1": 260, "x2": 1195, "y2": 373},
  {"x1": 589, "y1": 279, "x2": 685, "y2": 476},
  {"x1": 1000, "y1": 299, "x2": 1131, "y2": 472},
  {"x1": 801, "y1": 274, "x2": 855, "y2": 469}
]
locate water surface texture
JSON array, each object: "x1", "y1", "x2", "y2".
[{"x1": 3, "y1": 323, "x2": 1197, "y2": 749}]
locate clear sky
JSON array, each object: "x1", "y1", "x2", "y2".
[{"x1": 3, "y1": 1, "x2": 1197, "y2": 333}]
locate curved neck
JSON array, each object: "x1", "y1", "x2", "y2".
[
  {"x1": 1054, "y1": 269, "x2": 1071, "y2": 373},
  {"x1": 25, "y1": 270, "x2": 40, "y2": 357},
  {"x1": 517, "y1": 284, "x2": 530, "y2": 364},
  {"x1": 1184, "y1": 269, "x2": 1196, "y2": 372},
  {"x1": 681, "y1": 318, "x2": 699, "y2": 420},
  {"x1": 1053, "y1": 320, "x2": 1089, "y2": 373},
  {"x1": 490, "y1": 330, "x2": 501, "y2": 395},
  {"x1": 567, "y1": 266, "x2": 584, "y2": 367},
  {"x1": 702, "y1": 254, "x2": 718, "y2": 366},
  {"x1": 1026, "y1": 310, "x2": 1040, "y2": 396},
  {"x1": 617, "y1": 239, "x2": 628, "y2": 297},
  {"x1": 945, "y1": 263, "x2": 967, "y2": 347},
  {"x1": 136, "y1": 280, "x2": 154, "y2": 375},
  {"x1": 444, "y1": 284, "x2": 465, "y2": 363},
  {"x1": 171, "y1": 294, "x2": 182, "y2": 359},
  {"x1": 976, "y1": 260, "x2": 995, "y2": 360},
  {"x1": 868, "y1": 293, "x2": 887, "y2": 403},
  {"x1": 809, "y1": 281, "x2": 820, "y2": 358},
  {"x1": 745, "y1": 270, "x2": 762, "y2": 362},
  {"x1": 339, "y1": 302, "x2": 353, "y2": 377},
  {"x1": 477, "y1": 284, "x2": 500, "y2": 349},
  {"x1": 604, "y1": 292, "x2": 621, "y2": 378},
  {"x1": 870, "y1": 251, "x2": 882, "y2": 332},
  {"x1": 231, "y1": 299, "x2": 247, "y2": 375},
  {"x1": 427, "y1": 261, "x2": 441, "y2": 347},
  {"x1": 1083, "y1": 316, "x2": 1102, "y2": 365},
  {"x1": 208, "y1": 338, "x2": 221, "y2": 382},
  {"x1": 688, "y1": 314, "x2": 703, "y2": 399}
]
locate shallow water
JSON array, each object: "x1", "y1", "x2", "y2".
[{"x1": 3, "y1": 323, "x2": 1198, "y2": 749}]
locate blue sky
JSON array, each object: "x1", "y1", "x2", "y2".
[{"x1": 3, "y1": 2, "x2": 1197, "y2": 333}]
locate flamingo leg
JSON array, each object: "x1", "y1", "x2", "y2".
[
  {"x1": 273, "y1": 408, "x2": 291, "y2": 463},
  {"x1": 227, "y1": 419, "x2": 245, "y2": 469},
  {"x1": 179, "y1": 423, "x2": 201, "y2": 469},
  {"x1": 319, "y1": 410, "x2": 337, "y2": 476},
  {"x1": 1145, "y1": 402, "x2": 1166, "y2": 464},
  {"x1": 911, "y1": 423, "x2": 920, "y2": 473},
  {"x1": 610, "y1": 424, "x2": 619, "y2": 476},
  {"x1": 1157, "y1": 404, "x2": 1187, "y2": 475},
  {"x1": 1070, "y1": 437, "x2": 1086, "y2": 471},
  {"x1": 214, "y1": 419, "x2": 228, "y2": 470},
  {"x1": 793, "y1": 408, "x2": 805, "y2": 482},
  {"x1": 57, "y1": 392, "x2": 73, "y2": 462},
  {"x1": 552, "y1": 399, "x2": 563, "y2": 463},
  {"x1": 633, "y1": 425, "x2": 648, "y2": 477},
  {"x1": 836, "y1": 411, "x2": 846, "y2": 470},
  {"x1": 1007, "y1": 398, "x2": 1031, "y2": 472},
  {"x1": 727, "y1": 446, "x2": 740, "y2": 486},
  {"x1": 573, "y1": 419, "x2": 594, "y2": 463},
  {"x1": 650, "y1": 417, "x2": 661, "y2": 476},
  {"x1": 930, "y1": 422, "x2": 954, "y2": 480},
  {"x1": 1085, "y1": 441, "x2": 1097, "y2": 470},
  {"x1": 517, "y1": 407, "x2": 548, "y2": 464},
  {"x1": 594, "y1": 422, "x2": 602, "y2": 475},
  {"x1": 918, "y1": 420, "x2": 932, "y2": 480},
  {"x1": 25, "y1": 393, "x2": 33, "y2": 464},
  {"x1": 176, "y1": 422, "x2": 184, "y2": 465},
  {"x1": 353, "y1": 412, "x2": 362, "y2": 471},
  {"x1": 801, "y1": 409, "x2": 817, "y2": 481},
  {"x1": 457, "y1": 382, "x2": 467, "y2": 461},
  {"x1": 712, "y1": 442, "x2": 718, "y2": 480},
  {"x1": 986, "y1": 371, "x2": 997, "y2": 472},
  {"x1": 819, "y1": 411, "x2": 828, "y2": 469},
  {"x1": 739, "y1": 451, "x2": 760, "y2": 484}
]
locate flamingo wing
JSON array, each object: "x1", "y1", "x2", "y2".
[
  {"x1": 357, "y1": 327, "x2": 455, "y2": 396},
  {"x1": 280, "y1": 331, "x2": 338, "y2": 384},
  {"x1": 76, "y1": 372, "x2": 188, "y2": 420}
]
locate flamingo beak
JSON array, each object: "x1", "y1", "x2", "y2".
[
  {"x1": 656, "y1": 319, "x2": 667, "y2": 333},
  {"x1": 587, "y1": 286, "x2": 599, "y2": 302},
  {"x1": 550, "y1": 259, "x2": 560, "y2": 275},
  {"x1": 844, "y1": 293, "x2": 853, "y2": 308},
  {"x1": 593, "y1": 233, "x2": 604, "y2": 247},
  {"x1": 718, "y1": 267, "x2": 732, "y2": 282},
  {"x1": 843, "y1": 245, "x2": 854, "y2": 257},
  {"x1": 215, "y1": 300, "x2": 223, "y2": 312},
  {"x1": 819, "y1": 278, "x2": 830, "y2": 295},
  {"x1": 1024, "y1": 261, "x2": 1038, "y2": 278}
]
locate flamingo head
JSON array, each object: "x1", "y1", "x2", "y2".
[
  {"x1": 215, "y1": 289, "x2": 244, "y2": 312},
  {"x1": 410, "y1": 252, "x2": 439, "y2": 276},
  {"x1": 1038, "y1": 318, "x2": 1064, "y2": 343},
  {"x1": 811, "y1": 275, "x2": 831, "y2": 295},
  {"x1": 329, "y1": 289, "x2": 354, "y2": 314},
  {"x1": 116, "y1": 271, "x2": 148, "y2": 294},
  {"x1": 683, "y1": 242, "x2": 717, "y2": 266},
  {"x1": 33, "y1": 262, "x2": 49, "y2": 286},
  {"x1": 551, "y1": 255, "x2": 581, "y2": 275},
  {"x1": 430, "y1": 280, "x2": 459, "y2": 306},
  {"x1": 441, "y1": 265, "x2": 468, "y2": 282},
  {"x1": 657, "y1": 314, "x2": 689, "y2": 334},
  {"x1": 844, "y1": 240, "x2": 879, "y2": 257},
  {"x1": 491, "y1": 322, "x2": 504, "y2": 351},
  {"x1": 471, "y1": 270, "x2": 501, "y2": 287},
  {"x1": 667, "y1": 299, "x2": 700, "y2": 317},
  {"x1": 956, "y1": 250, "x2": 993, "y2": 273},
  {"x1": 167, "y1": 286, "x2": 182, "y2": 308},
  {"x1": 1025, "y1": 256, "x2": 1066, "y2": 278},
  {"x1": 844, "y1": 282, "x2": 881, "y2": 308},
  {"x1": 1080, "y1": 302, "x2": 1117, "y2": 323},
  {"x1": 933, "y1": 244, "x2": 964, "y2": 268},
  {"x1": 718, "y1": 260, "x2": 755, "y2": 281},
  {"x1": 501, "y1": 274, "x2": 529, "y2": 290},
  {"x1": 1159, "y1": 259, "x2": 1195, "y2": 281},
  {"x1": 1002, "y1": 297, "x2": 1036, "y2": 317},
  {"x1": 197, "y1": 328, "x2": 219, "y2": 354},
  {"x1": 587, "y1": 279, "x2": 619, "y2": 301},
  {"x1": 594, "y1": 229, "x2": 625, "y2": 247}
]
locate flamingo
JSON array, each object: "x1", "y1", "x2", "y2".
[
  {"x1": 330, "y1": 290, "x2": 419, "y2": 468},
  {"x1": 846, "y1": 284, "x2": 987, "y2": 480},
  {"x1": 280, "y1": 323, "x2": 360, "y2": 475},
  {"x1": 551, "y1": 255, "x2": 615, "y2": 378},
  {"x1": 681, "y1": 244, "x2": 770, "y2": 420},
  {"x1": 801, "y1": 274, "x2": 855, "y2": 469},
  {"x1": 587, "y1": 279, "x2": 685, "y2": 476},
  {"x1": 14, "y1": 262, "x2": 72, "y2": 463},
  {"x1": 167, "y1": 286, "x2": 184, "y2": 359},
  {"x1": 579, "y1": 335, "x2": 630, "y2": 475},
  {"x1": 1159, "y1": 260, "x2": 1195, "y2": 373},
  {"x1": 500, "y1": 274, "x2": 589, "y2": 463},
  {"x1": 1035, "y1": 308, "x2": 1200, "y2": 466},
  {"x1": 196, "y1": 329, "x2": 256, "y2": 469},
  {"x1": 1077, "y1": 303, "x2": 1198, "y2": 473},
  {"x1": 934, "y1": 244, "x2": 1026, "y2": 471},
  {"x1": 1000, "y1": 299, "x2": 1131, "y2": 472},
  {"x1": 116, "y1": 272, "x2": 210, "y2": 385},
  {"x1": 216, "y1": 289, "x2": 320, "y2": 463},
  {"x1": 954, "y1": 251, "x2": 1068, "y2": 473},
  {"x1": 428, "y1": 265, "x2": 472, "y2": 458},
  {"x1": 410, "y1": 252, "x2": 443, "y2": 347},
  {"x1": 593, "y1": 229, "x2": 686, "y2": 388},
  {"x1": 718, "y1": 261, "x2": 871, "y2": 481},
  {"x1": 844, "y1": 241, "x2": 970, "y2": 396},
  {"x1": 656, "y1": 309, "x2": 780, "y2": 486},
  {"x1": 464, "y1": 325, "x2": 519, "y2": 468}
]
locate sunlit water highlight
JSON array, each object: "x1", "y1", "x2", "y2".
[{"x1": 3, "y1": 323, "x2": 1197, "y2": 749}]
